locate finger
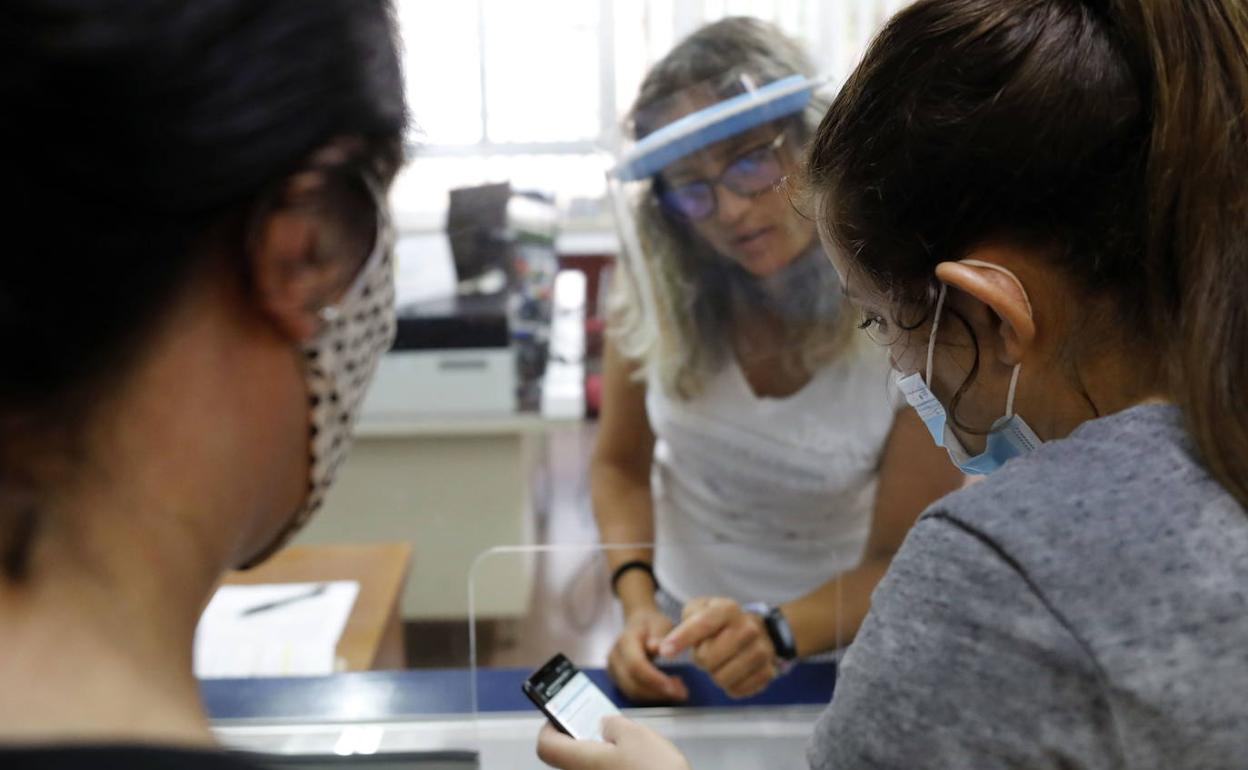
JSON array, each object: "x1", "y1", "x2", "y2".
[
  {"x1": 628, "y1": 656, "x2": 689, "y2": 701},
  {"x1": 693, "y1": 618, "x2": 759, "y2": 672},
  {"x1": 611, "y1": 646, "x2": 683, "y2": 702},
  {"x1": 711, "y1": 640, "x2": 773, "y2": 693},
  {"x1": 609, "y1": 640, "x2": 653, "y2": 701},
  {"x1": 660, "y1": 602, "x2": 737, "y2": 657},
  {"x1": 537, "y1": 722, "x2": 614, "y2": 769},
  {"x1": 609, "y1": 650, "x2": 650, "y2": 702},
  {"x1": 599, "y1": 715, "x2": 639, "y2": 744},
  {"x1": 615, "y1": 631, "x2": 687, "y2": 701},
  {"x1": 724, "y1": 663, "x2": 776, "y2": 700},
  {"x1": 679, "y1": 595, "x2": 714, "y2": 621}
]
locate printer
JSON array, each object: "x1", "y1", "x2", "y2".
[
  {"x1": 359, "y1": 182, "x2": 560, "y2": 419},
  {"x1": 360, "y1": 289, "x2": 516, "y2": 418}
]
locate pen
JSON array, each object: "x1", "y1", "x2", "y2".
[{"x1": 239, "y1": 583, "x2": 328, "y2": 617}]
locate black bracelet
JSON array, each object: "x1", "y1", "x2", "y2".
[{"x1": 610, "y1": 560, "x2": 658, "y2": 597}]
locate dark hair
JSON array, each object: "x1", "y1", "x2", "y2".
[
  {"x1": 808, "y1": 0, "x2": 1248, "y2": 507},
  {"x1": 0, "y1": 0, "x2": 407, "y2": 578}
]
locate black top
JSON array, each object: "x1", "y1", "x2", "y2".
[{"x1": 0, "y1": 746, "x2": 266, "y2": 769}]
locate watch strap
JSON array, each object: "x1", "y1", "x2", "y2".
[
  {"x1": 610, "y1": 560, "x2": 658, "y2": 597},
  {"x1": 743, "y1": 602, "x2": 799, "y2": 662}
]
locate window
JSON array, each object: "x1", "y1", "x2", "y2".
[
  {"x1": 393, "y1": 0, "x2": 914, "y2": 230},
  {"x1": 399, "y1": 0, "x2": 610, "y2": 152}
]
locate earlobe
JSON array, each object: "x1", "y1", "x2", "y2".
[
  {"x1": 935, "y1": 258, "x2": 1036, "y2": 367},
  {"x1": 251, "y1": 210, "x2": 329, "y2": 344}
]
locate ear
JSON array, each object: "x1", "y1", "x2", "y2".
[
  {"x1": 250, "y1": 209, "x2": 343, "y2": 344},
  {"x1": 934, "y1": 254, "x2": 1036, "y2": 366}
]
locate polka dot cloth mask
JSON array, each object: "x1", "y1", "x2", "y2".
[{"x1": 238, "y1": 173, "x2": 397, "y2": 569}]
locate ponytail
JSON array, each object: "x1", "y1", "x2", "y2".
[{"x1": 1115, "y1": 0, "x2": 1248, "y2": 507}]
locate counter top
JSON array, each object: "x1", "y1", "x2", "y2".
[{"x1": 203, "y1": 663, "x2": 835, "y2": 722}]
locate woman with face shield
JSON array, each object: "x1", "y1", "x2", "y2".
[
  {"x1": 539, "y1": 0, "x2": 1248, "y2": 768},
  {"x1": 593, "y1": 17, "x2": 962, "y2": 705},
  {"x1": 0, "y1": 1, "x2": 404, "y2": 766}
]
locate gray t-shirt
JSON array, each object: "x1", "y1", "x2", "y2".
[{"x1": 809, "y1": 404, "x2": 1248, "y2": 769}]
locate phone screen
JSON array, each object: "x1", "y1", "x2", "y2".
[{"x1": 524, "y1": 653, "x2": 621, "y2": 741}]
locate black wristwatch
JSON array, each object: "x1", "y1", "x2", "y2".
[{"x1": 743, "y1": 602, "x2": 799, "y2": 662}]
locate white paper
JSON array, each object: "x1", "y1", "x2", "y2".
[{"x1": 194, "y1": 581, "x2": 360, "y2": 678}]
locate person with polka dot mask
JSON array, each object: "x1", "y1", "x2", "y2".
[
  {"x1": 0, "y1": 1, "x2": 405, "y2": 766},
  {"x1": 237, "y1": 168, "x2": 398, "y2": 569}
]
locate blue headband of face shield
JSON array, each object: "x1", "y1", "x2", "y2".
[
  {"x1": 895, "y1": 261, "x2": 1043, "y2": 475},
  {"x1": 611, "y1": 74, "x2": 821, "y2": 182}
]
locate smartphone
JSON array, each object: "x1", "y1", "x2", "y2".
[{"x1": 522, "y1": 653, "x2": 621, "y2": 741}]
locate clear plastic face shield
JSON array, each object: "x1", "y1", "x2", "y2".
[{"x1": 606, "y1": 70, "x2": 851, "y2": 388}]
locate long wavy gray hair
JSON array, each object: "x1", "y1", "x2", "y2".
[{"x1": 609, "y1": 17, "x2": 857, "y2": 399}]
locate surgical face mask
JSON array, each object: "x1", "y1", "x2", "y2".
[
  {"x1": 895, "y1": 261, "x2": 1042, "y2": 475},
  {"x1": 238, "y1": 175, "x2": 397, "y2": 569}
]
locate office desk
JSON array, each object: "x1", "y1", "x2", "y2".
[{"x1": 222, "y1": 543, "x2": 413, "y2": 671}]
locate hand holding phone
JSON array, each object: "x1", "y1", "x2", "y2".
[
  {"x1": 523, "y1": 653, "x2": 622, "y2": 741},
  {"x1": 536, "y1": 719, "x2": 692, "y2": 770}
]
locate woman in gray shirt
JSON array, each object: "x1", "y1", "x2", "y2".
[{"x1": 536, "y1": 0, "x2": 1248, "y2": 768}]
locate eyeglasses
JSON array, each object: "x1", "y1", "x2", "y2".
[{"x1": 657, "y1": 133, "x2": 788, "y2": 221}]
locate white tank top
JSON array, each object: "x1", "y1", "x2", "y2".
[{"x1": 647, "y1": 340, "x2": 898, "y2": 606}]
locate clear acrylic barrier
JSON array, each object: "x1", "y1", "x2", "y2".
[
  {"x1": 467, "y1": 542, "x2": 843, "y2": 689},
  {"x1": 467, "y1": 543, "x2": 624, "y2": 707},
  {"x1": 208, "y1": 523, "x2": 848, "y2": 767},
  {"x1": 463, "y1": 542, "x2": 843, "y2": 767}
]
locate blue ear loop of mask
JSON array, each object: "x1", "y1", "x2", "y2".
[{"x1": 895, "y1": 261, "x2": 1043, "y2": 475}]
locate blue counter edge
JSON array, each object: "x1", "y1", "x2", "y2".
[{"x1": 202, "y1": 663, "x2": 835, "y2": 722}]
